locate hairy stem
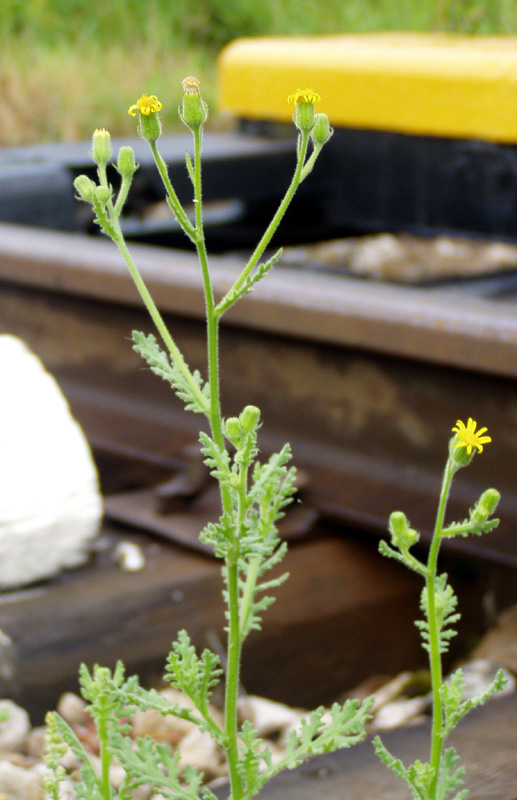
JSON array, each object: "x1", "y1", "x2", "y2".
[
  {"x1": 97, "y1": 715, "x2": 112, "y2": 800},
  {"x1": 110, "y1": 225, "x2": 209, "y2": 416},
  {"x1": 216, "y1": 130, "x2": 311, "y2": 316},
  {"x1": 427, "y1": 456, "x2": 455, "y2": 797},
  {"x1": 149, "y1": 140, "x2": 196, "y2": 238},
  {"x1": 224, "y1": 561, "x2": 244, "y2": 800}
]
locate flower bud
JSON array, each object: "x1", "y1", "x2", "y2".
[
  {"x1": 139, "y1": 111, "x2": 162, "y2": 142},
  {"x1": 239, "y1": 405, "x2": 261, "y2": 433},
  {"x1": 449, "y1": 435, "x2": 473, "y2": 469},
  {"x1": 117, "y1": 146, "x2": 138, "y2": 179},
  {"x1": 471, "y1": 488, "x2": 500, "y2": 523},
  {"x1": 74, "y1": 174, "x2": 96, "y2": 203},
  {"x1": 95, "y1": 185, "x2": 112, "y2": 206},
  {"x1": 225, "y1": 417, "x2": 243, "y2": 446},
  {"x1": 288, "y1": 88, "x2": 321, "y2": 134},
  {"x1": 388, "y1": 511, "x2": 419, "y2": 549},
  {"x1": 128, "y1": 94, "x2": 163, "y2": 142},
  {"x1": 311, "y1": 113, "x2": 333, "y2": 147},
  {"x1": 180, "y1": 76, "x2": 209, "y2": 131},
  {"x1": 91, "y1": 128, "x2": 112, "y2": 166}
]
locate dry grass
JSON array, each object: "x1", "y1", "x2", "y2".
[
  {"x1": 2, "y1": 0, "x2": 516, "y2": 147},
  {"x1": 0, "y1": 42, "x2": 219, "y2": 146}
]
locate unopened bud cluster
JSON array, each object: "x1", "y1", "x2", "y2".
[
  {"x1": 74, "y1": 126, "x2": 138, "y2": 226},
  {"x1": 225, "y1": 405, "x2": 261, "y2": 448}
]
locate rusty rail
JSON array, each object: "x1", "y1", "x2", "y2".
[
  {"x1": 1, "y1": 223, "x2": 517, "y2": 567},
  {"x1": 1, "y1": 223, "x2": 517, "y2": 377}
]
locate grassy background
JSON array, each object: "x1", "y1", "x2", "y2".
[{"x1": 2, "y1": 0, "x2": 516, "y2": 146}]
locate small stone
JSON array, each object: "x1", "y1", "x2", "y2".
[
  {"x1": 43, "y1": 775, "x2": 77, "y2": 800},
  {"x1": 472, "y1": 605, "x2": 517, "y2": 674},
  {"x1": 129, "y1": 787, "x2": 153, "y2": 800},
  {"x1": 114, "y1": 541, "x2": 146, "y2": 572},
  {"x1": 0, "y1": 761, "x2": 44, "y2": 800},
  {"x1": 0, "y1": 701, "x2": 30, "y2": 752},
  {"x1": 238, "y1": 695, "x2": 304, "y2": 738},
  {"x1": 132, "y1": 688, "x2": 222, "y2": 741},
  {"x1": 367, "y1": 671, "x2": 415, "y2": 713},
  {"x1": 372, "y1": 696, "x2": 428, "y2": 730},
  {"x1": 56, "y1": 693, "x2": 88, "y2": 727},
  {"x1": 177, "y1": 727, "x2": 224, "y2": 777},
  {"x1": 58, "y1": 748, "x2": 82, "y2": 772},
  {"x1": 453, "y1": 659, "x2": 515, "y2": 699},
  {"x1": 0, "y1": 753, "x2": 32, "y2": 768},
  {"x1": 25, "y1": 727, "x2": 46, "y2": 760},
  {"x1": 109, "y1": 763, "x2": 126, "y2": 790}
]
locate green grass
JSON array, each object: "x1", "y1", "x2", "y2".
[{"x1": 2, "y1": 0, "x2": 517, "y2": 146}]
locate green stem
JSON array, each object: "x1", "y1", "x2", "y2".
[
  {"x1": 225, "y1": 562, "x2": 244, "y2": 800},
  {"x1": 215, "y1": 130, "x2": 311, "y2": 316},
  {"x1": 188, "y1": 124, "x2": 243, "y2": 797},
  {"x1": 427, "y1": 456, "x2": 455, "y2": 798},
  {"x1": 299, "y1": 142, "x2": 323, "y2": 182},
  {"x1": 148, "y1": 139, "x2": 196, "y2": 239},
  {"x1": 190, "y1": 125, "x2": 232, "y2": 509},
  {"x1": 111, "y1": 225, "x2": 209, "y2": 416},
  {"x1": 97, "y1": 717, "x2": 112, "y2": 800},
  {"x1": 114, "y1": 174, "x2": 132, "y2": 217},
  {"x1": 239, "y1": 554, "x2": 260, "y2": 638},
  {"x1": 191, "y1": 127, "x2": 224, "y2": 448}
]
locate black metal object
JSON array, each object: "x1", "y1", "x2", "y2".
[
  {"x1": 239, "y1": 121, "x2": 517, "y2": 242},
  {"x1": 324, "y1": 128, "x2": 517, "y2": 241},
  {"x1": 10, "y1": 125, "x2": 517, "y2": 249},
  {"x1": 0, "y1": 133, "x2": 339, "y2": 248}
]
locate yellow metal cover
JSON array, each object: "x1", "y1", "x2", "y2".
[{"x1": 217, "y1": 33, "x2": 517, "y2": 143}]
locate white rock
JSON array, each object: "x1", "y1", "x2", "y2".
[
  {"x1": 114, "y1": 541, "x2": 146, "y2": 572},
  {"x1": 372, "y1": 696, "x2": 428, "y2": 730},
  {"x1": 0, "y1": 760, "x2": 44, "y2": 800},
  {"x1": 40, "y1": 772, "x2": 77, "y2": 800},
  {"x1": 455, "y1": 658, "x2": 515, "y2": 699},
  {"x1": 238, "y1": 695, "x2": 304, "y2": 738},
  {"x1": 0, "y1": 700, "x2": 30, "y2": 751},
  {"x1": 177, "y1": 727, "x2": 223, "y2": 777},
  {"x1": 132, "y1": 688, "x2": 223, "y2": 741},
  {"x1": 56, "y1": 693, "x2": 88, "y2": 727},
  {"x1": 108, "y1": 763, "x2": 126, "y2": 790},
  {"x1": 25, "y1": 727, "x2": 46, "y2": 760},
  {"x1": 0, "y1": 335, "x2": 102, "y2": 588},
  {"x1": 369, "y1": 671, "x2": 415, "y2": 713}
]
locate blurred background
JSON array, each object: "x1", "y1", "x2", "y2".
[{"x1": 3, "y1": 0, "x2": 517, "y2": 147}]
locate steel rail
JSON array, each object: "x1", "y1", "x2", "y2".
[{"x1": 0, "y1": 223, "x2": 517, "y2": 379}]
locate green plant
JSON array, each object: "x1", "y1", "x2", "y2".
[
  {"x1": 374, "y1": 417, "x2": 507, "y2": 799},
  {"x1": 45, "y1": 81, "x2": 373, "y2": 800}
]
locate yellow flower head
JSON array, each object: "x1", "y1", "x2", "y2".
[
  {"x1": 452, "y1": 418, "x2": 491, "y2": 455},
  {"x1": 287, "y1": 88, "x2": 321, "y2": 105},
  {"x1": 128, "y1": 94, "x2": 162, "y2": 117}
]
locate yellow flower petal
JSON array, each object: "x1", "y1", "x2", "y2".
[
  {"x1": 128, "y1": 94, "x2": 162, "y2": 117},
  {"x1": 287, "y1": 88, "x2": 321, "y2": 105},
  {"x1": 452, "y1": 418, "x2": 491, "y2": 455}
]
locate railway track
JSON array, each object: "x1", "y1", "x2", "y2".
[
  {"x1": 1, "y1": 218, "x2": 517, "y2": 719},
  {"x1": 1, "y1": 41, "x2": 517, "y2": 792}
]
